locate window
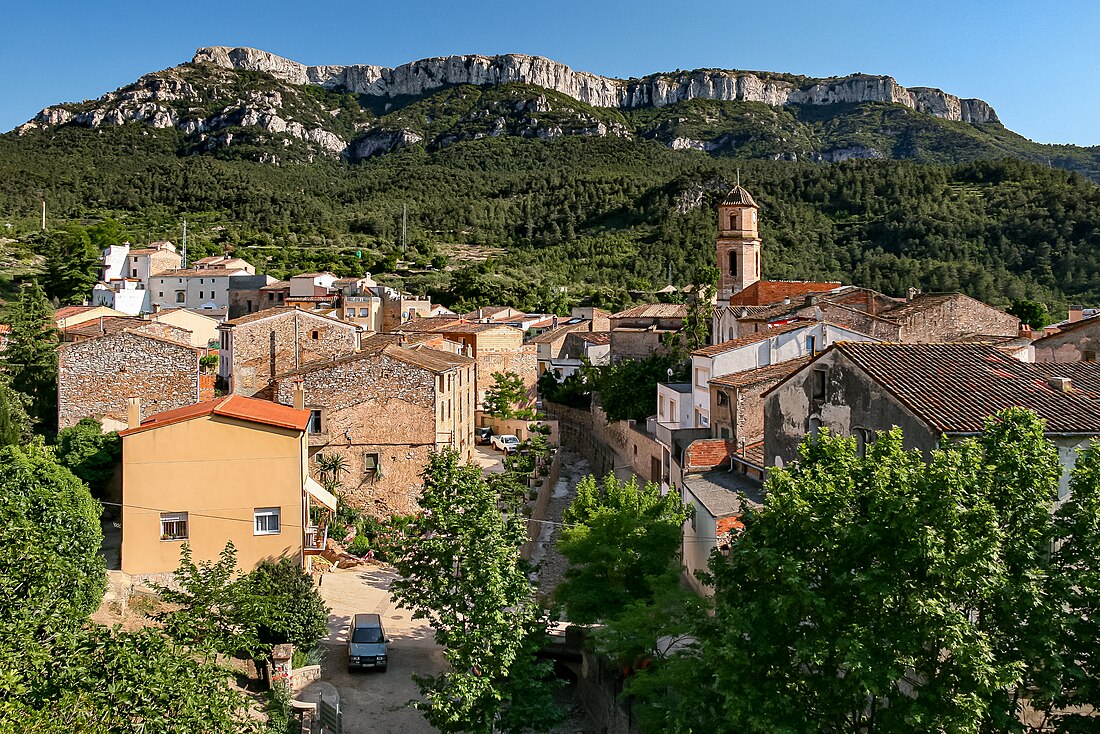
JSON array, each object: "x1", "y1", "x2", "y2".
[
  {"x1": 720, "y1": 427, "x2": 730, "y2": 438},
  {"x1": 729, "y1": 213, "x2": 738, "y2": 230},
  {"x1": 160, "y1": 512, "x2": 188, "y2": 541},
  {"x1": 716, "y1": 390, "x2": 729, "y2": 406},
  {"x1": 307, "y1": 409, "x2": 323, "y2": 434},
  {"x1": 254, "y1": 507, "x2": 281, "y2": 535},
  {"x1": 199, "y1": 291, "x2": 204, "y2": 299},
  {"x1": 811, "y1": 368, "x2": 827, "y2": 401},
  {"x1": 158, "y1": 292, "x2": 164, "y2": 297},
  {"x1": 176, "y1": 291, "x2": 186, "y2": 303},
  {"x1": 131, "y1": 269, "x2": 137, "y2": 277},
  {"x1": 806, "y1": 335, "x2": 817, "y2": 354},
  {"x1": 728, "y1": 250, "x2": 738, "y2": 276},
  {"x1": 268, "y1": 293, "x2": 275, "y2": 302},
  {"x1": 363, "y1": 452, "x2": 380, "y2": 474},
  {"x1": 808, "y1": 415, "x2": 822, "y2": 436},
  {"x1": 311, "y1": 330, "x2": 319, "y2": 340}
]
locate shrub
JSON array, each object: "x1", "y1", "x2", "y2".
[{"x1": 348, "y1": 533, "x2": 372, "y2": 557}]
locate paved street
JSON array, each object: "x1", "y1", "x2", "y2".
[{"x1": 316, "y1": 566, "x2": 445, "y2": 734}]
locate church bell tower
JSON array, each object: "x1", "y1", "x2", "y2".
[{"x1": 716, "y1": 185, "x2": 761, "y2": 301}]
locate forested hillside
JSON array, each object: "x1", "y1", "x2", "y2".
[{"x1": 2, "y1": 91, "x2": 1099, "y2": 315}]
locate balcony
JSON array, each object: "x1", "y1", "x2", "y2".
[{"x1": 304, "y1": 524, "x2": 329, "y2": 555}]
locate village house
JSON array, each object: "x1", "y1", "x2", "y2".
[
  {"x1": 192, "y1": 254, "x2": 256, "y2": 274},
  {"x1": 95, "y1": 241, "x2": 183, "y2": 315},
  {"x1": 53, "y1": 305, "x2": 126, "y2": 330},
  {"x1": 531, "y1": 311, "x2": 613, "y2": 377},
  {"x1": 709, "y1": 357, "x2": 811, "y2": 444},
  {"x1": 217, "y1": 307, "x2": 362, "y2": 396},
  {"x1": 146, "y1": 307, "x2": 222, "y2": 349},
  {"x1": 271, "y1": 343, "x2": 476, "y2": 516},
  {"x1": 608, "y1": 303, "x2": 688, "y2": 362},
  {"x1": 57, "y1": 329, "x2": 203, "y2": 431},
  {"x1": 763, "y1": 342, "x2": 1100, "y2": 498},
  {"x1": 679, "y1": 438, "x2": 763, "y2": 595},
  {"x1": 118, "y1": 394, "x2": 335, "y2": 576},
  {"x1": 1033, "y1": 311, "x2": 1100, "y2": 363},
  {"x1": 59, "y1": 315, "x2": 194, "y2": 345}
]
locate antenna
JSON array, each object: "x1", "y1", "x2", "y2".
[
  {"x1": 181, "y1": 219, "x2": 188, "y2": 268},
  {"x1": 41, "y1": 198, "x2": 46, "y2": 231},
  {"x1": 401, "y1": 204, "x2": 407, "y2": 257}
]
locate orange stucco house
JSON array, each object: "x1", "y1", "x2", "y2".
[{"x1": 119, "y1": 393, "x2": 336, "y2": 576}]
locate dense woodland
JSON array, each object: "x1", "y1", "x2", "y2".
[{"x1": 2, "y1": 117, "x2": 1099, "y2": 315}]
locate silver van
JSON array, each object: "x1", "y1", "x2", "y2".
[{"x1": 347, "y1": 613, "x2": 388, "y2": 672}]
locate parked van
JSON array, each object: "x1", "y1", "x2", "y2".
[{"x1": 347, "y1": 613, "x2": 388, "y2": 672}]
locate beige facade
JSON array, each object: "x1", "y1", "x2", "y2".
[
  {"x1": 1033, "y1": 317, "x2": 1100, "y2": 363},
  {"x1": 119, "y1": 396, "x2": 312, "y2": 576},
  {"x1": 149, "y1": 308, "x2": 222, "y2": 348},
  {"x1": 272, "y1": 345, "x2": 476, "y2": 516},
  {"x1": 716, "y1": 186, "x2": 762, "y2": 301}
]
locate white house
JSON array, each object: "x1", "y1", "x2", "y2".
[{"x1": 149, "y1": 268, "x2": 255, "y2": 316}]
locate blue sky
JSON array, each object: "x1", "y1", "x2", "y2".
[{"x1": 1, "y1": 0, "x2": 1097, "y2": 145}]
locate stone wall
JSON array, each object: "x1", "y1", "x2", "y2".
[
  {"x1": 896, "y1": 294, "x2": 1019, "y2": 342},
  {"x1": 231, "y1": 311, "x2": 358, "y2": 395},
  {"x1": 475, "y1": 344, "x2": 538, "y2": 406},
  {"x1": 545, "y1": 401, "x2": 663, "y2": 485},
  {"x1": 58, "y1": 331, "x2": 199, "y2": 429},
  {"x1": 274, "y1": 351, "x2": 463, "y2": 516},
  {"x1": 1034, "y1": 319, "x2": 1100, "y2": 363}
]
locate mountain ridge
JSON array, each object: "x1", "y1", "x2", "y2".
[{"x1": 190, "y1": 46, "x2": 1000, "y2": 124}]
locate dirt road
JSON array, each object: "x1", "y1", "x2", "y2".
[{"x1": 317, "y1": 566, "x2": 444, "y2": 734}]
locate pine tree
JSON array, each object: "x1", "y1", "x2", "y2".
[
  {"x1": 42, "y1": 226, "x2": 101, "y2": 304},
  {"x1": 3, "y1": 283, "x2": 59, "y2": 435}
]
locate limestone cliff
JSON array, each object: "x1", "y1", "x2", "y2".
[{"x1": 193, "y1": 47, "x2": 1000, "y2": 124}]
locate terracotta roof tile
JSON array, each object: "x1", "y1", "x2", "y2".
[
  {"x1": 722, "y1": 186, "x2": 758, "y2": 207},
  {"x1": 119, "y1": 395, "x2": 310, "y2": 436},
  {"x1": 727, "y1": 281, "x2": 842, "y2": 307},
  {"x1": 529, "y1": 323, "x2": 585, "y2": 344},
  {"x1": 53, "y1": 305, "x2": 97, "y2": 321},
  {"x1": 692, "y1": 321, "x2": 809, "y2": 357},
  {"x1": 611, "y1": 303, "x2": 689, "y2": 319},
  {"x1": 710, "y1": 357, "x2": 812, "y2": 388},
  {"x1": 834, "y1": 342, "x2": 1100, "y2": 434}
]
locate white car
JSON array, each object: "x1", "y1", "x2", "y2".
[{"x1": 490, "y1": 434, "x2": 520, "y2": 453}]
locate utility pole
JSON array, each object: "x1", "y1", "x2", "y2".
[
  {"x1": 401, "y1": 204, "x2": 407, "y2": 257},
  {"x1": 181, "y1": 219, "x2": 188, "y2": 268},
  {"x1": 40, "y1": 199, "x2": 46, "y2": 231}
]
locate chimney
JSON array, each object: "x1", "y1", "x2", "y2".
[
  {"x1": 126, "y1": 397, "x2": 141, "y2": 429},
  {"x1": 783, "y1": 296, "x2": 791, "y2": 305},
  {"x1": 152, "y1": 303, "x2": 161, "y2": 315},
  {"x1": 1069, "y1": 305, "x2": 1084, "y2": 323},
  {"x1": 291, "y1": 380, "x2": 306, "y2": 411},
  {"x1": 907, "y1": 287, "x2": 920, "y2": 302},
  {"x1": 1048, "y1": 376, "x2": 1073, "y2": 393}
]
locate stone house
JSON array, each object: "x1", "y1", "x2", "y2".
[
  {"x1": 709, "y1": 357, "x2": 811, "y2": 445},
  {"x1": 763, "y1": 342, "x2": 1100, "y2": 498},
  {"x1": 218, "y1": 307, "x2": 362, "y2": 396},
  {"x1": 1033, "y1": 315, "x2": 1100, "y2": 363},
  {"x1": 532, "y1": 321, "x2": 611, "y2": 377},
  {"x1": 686, "y1": 320, "x2": 875, "y2": 431},
  {"x1": 58, "y1": 330, "x2": 202, "y2": 431},
  {"x1": 227, "y1": 274, "x2": 281, "y2": 319},
  {"x1": 271, "y1": 344, "x2": 476, "y2": 516},
  {"x1": 609, "y1": 303, "x2": 688, "y2": 362},
  {"x1": 118, "y1": 395, "x2": 333, "y2": 576},
  {"x1": 192, "y1": 255, "x2": 256, "y2": 274}
]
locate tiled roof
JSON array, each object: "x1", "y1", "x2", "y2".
[
  {"x1": 682, "y1": 469, "x2": 764, "y2": 518},
  {"x1": 392, "y1": 316, "x2": 467, "y2": 333},
  {"x1": 277, "y1": 343, "x2": 472, "y2": 379},
  {"x1": 611, "y1": 303, "x2": 689, "y2": 319},
  {"x1": 260, "y1": 281, "x2": 291, "y2": 291},
  {"x1": 721, "y1": 185, "x2": 757, "y2": 207},
  {"x1": 438, "y1": 321, "x2": 520, "y2": 335},
  {"x1": 119, "y1": 395, "x2": 311, "y2": 436},
  {"x1": 153, "y1": 268, "x2": 248, "y2": 277},
  {"x1": 53, "y1": 305, "x2": 97, "y2": 321},
  {"x1": 1033, "y1": 362, "x2": 1100, "y2": 398},
  {"x1": 741, "y1": 441, "x2": 765, "y2": 468},
  {"x1": 222, "y1": 306, "x2": 354, "y2": 329},
  {"x1": 833, "y1": 342, "x2": 1100, "y2": 434},
  {"x1": 727, "y1": 281, "x2": 842, "y2": 307},
  {"x1": 63, "y1": 316, "x2": 146, "y2": 338},
  {"x1": 290, "y1": 272, "x2": 336, "y2": 279},
  {"x1": 692, "y1": 321, "x2": 809, "y2": 357},
  {"x1": 462, "y1": 306, "x2": 519, "y2": 320},
  {"x1": 529, "y1": 323, "x2": 584, "y2": 344},
  {"x1": 710, "y1": 356, "x2": 812, "y2": 388},
  {"x1": 578, "y1": 331, "x2": 611, "y2": 345},
  {"x1": 880, "y1": 293, "x2": 971, "y2": 321}
]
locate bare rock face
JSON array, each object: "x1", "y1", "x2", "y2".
[{"x1": 193, "y1": 46, "x2": 1000, "y2": 124}]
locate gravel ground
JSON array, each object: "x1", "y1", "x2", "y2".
[{"x1": 530, "y1": 447, "x2": 591, "y2": 601}]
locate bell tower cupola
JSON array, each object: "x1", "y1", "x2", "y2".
[{"x1": 716, "y1": 184, "x2": 761, "y2": 300}]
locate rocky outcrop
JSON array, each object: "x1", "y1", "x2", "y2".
[{"x1": 193, "y1": 46, "x2": 1000, "y2": 124}]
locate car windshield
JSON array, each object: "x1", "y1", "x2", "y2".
[{"x1": 352, "y1": 627, "x2": 383, "y2": 643}]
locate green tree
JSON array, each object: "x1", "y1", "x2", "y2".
[
  {"x1": 1008, "y1": 298, "x2": 1049, "y2": 329},
  {"x1": 3, "y1": 283, "x2": 59, "y2": 434},
  {"x1": 0, "y1": 440, "x2": 105, "y2": 624},
  {"x1": 681, "y1": 265, "x2": 719, "y2": 351},
  {"x1": 556, "y1": 473, "x2": 690, "y2": 624},
  {"x1": 587, "y1": 352, "x2": 687, "y2": 423},
  {"x1": 697, "y1": 410, "x2": 1064, "y2": 734},
  {"x1": 391, "y1": 449, "x2": 561, "y2": 733},
  {"x1": 0, "y1": 377, "x2": 31, "y2": 446},
  {"x1": 483, "y1": 370, "x2": 527, "y2": 419},
  {"x1": 55, "y1": 418, "x2": 121, "y2": 496},
  {"x1": 239, "y1": 558, "x2": 330, "y2": 650},
  {"x1": 154, "y1": 542, "x2": 260, "y2": 657},
  {"x1": 42, "y1": 225, "x2": 100, "y2": 304}
]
